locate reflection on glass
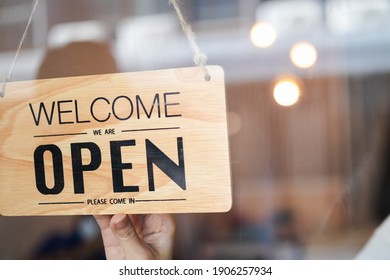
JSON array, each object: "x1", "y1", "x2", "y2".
[
  {"x1": 327, "y1": 0, "x2": 390, "y2": 34},
  {"x1": 227, "y1": 111, "x2": 241, "y2": 135}
]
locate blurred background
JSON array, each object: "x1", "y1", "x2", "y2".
[{"x1": 1, "y1": 0, "x2": 390, "y2": 259}]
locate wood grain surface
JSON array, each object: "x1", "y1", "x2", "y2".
[{"x1": 0, "y1": 66, "x2": 232, "y2": 216}]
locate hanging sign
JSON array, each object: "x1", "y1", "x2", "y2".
[{"x1": 0, "y1": 66, "x2": 232, "y2": 216}]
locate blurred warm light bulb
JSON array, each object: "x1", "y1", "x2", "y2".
[
  {"x1": 290, "y1": 42, "x2": 317, "y2": 68},
  {"x1": 273, "y1": 79, "x2": 300, "y2": 106},
  {"x1": 250, "y1": 22, "x2": 277, "y2": 48}
]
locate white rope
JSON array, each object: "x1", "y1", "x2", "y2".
[
  {"x1": 0, "y1": 0, "x2": 208, "y2": 98},
  {"x1": 169, "y1": 0, "x2": 211, "y2": 81},
  {"x1": 0, "y1": 0, "x2": 40, "y2": 97}
]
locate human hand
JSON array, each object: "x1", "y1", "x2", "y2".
[{"x1": 94, "y1": 214, "x2": 175, "y2": 260}]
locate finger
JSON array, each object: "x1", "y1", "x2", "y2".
[
  {"x1": 143, "y1": 214, "x2": 176, "y2": 259},
  {"x1": 110, "y1": 214, "x2": 153, "y2": 259},
  {"x1": 93, "y1": 215, "x2": 112, "y2": 230}
]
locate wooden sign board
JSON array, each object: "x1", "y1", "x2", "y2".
[{"x1": 0, "y1": 66, "x2": 232, "y2": 216}]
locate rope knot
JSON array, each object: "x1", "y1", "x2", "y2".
[
  {"x1": 170, "y1": 0, "x2": 211, "y2": 81},
  {"x1": 194, "y1": 53, "x2": 211, "y2": 81}
]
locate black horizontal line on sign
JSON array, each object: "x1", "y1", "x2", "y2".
[
  {"x1": 38, "y1": 201, "x2": 85, "y2": 205},
  {"x1": 136, "y1": 198, "x2": 187, "y2": 203},
  {"x1": 121, "y1": 127, "x2": 180, "y2": 133},
  {"x1": 34, "y1": 132, "x2": 88, "y2": 138}
]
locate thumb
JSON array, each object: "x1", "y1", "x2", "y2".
[{"x1": 110, "y1": 214, "x2": 152, "y2": 259}]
